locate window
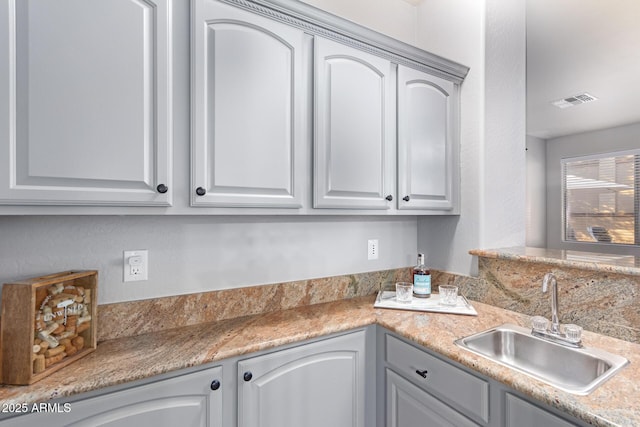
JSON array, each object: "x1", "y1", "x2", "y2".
[{"x1": 562, "y1": 150, "x2": 639, "y2": 246}]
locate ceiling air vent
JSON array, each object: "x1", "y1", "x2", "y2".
[{"x1": 551, "y1": 92, "x2": 598, "y2": 109}]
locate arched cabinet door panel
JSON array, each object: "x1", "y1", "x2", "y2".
[
  {"x1": 191, "y1": 0, "x2": 308, "y2": 208},
  {"x1": 0, "y1": 0, "x2": 172, "y2": 206},
  {"x1": 237, "y1": 330, "x2": 367, "y2": 427},
  {"x1": 3, "y1": 366, "x2": 223, "y2": 427},
  {"x1": 313, "y1": 36, "x2": 395, "y2": 209},
  {"x1": 397, "y1": 65, "x2": 458, "y2": 212}
]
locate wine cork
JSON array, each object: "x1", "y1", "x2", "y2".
[
  {"x1": 34, "y1": 314, "x2": 46, "y2": 332},
  {"x1": 33, "y1": 355, "x2": 45, "y2": 374},
  {"x1": 45, "y1": 352, "x2": 66, "y2": 368},
  {"x1": 65, "y1": 344, "x2": 78, "y2": 356},
  {"x1": 38, "y1": 332, "x2": 59, "y2": 349},
  {"x1": 47, "y1": 283, "x2": 64, "y2": 295},
  {"x1": 76, "y1": 323, "x2": 90, "y2": 334},
  {"x1": 37, "y1": 340, "x2": 50, "y2": 354},
  {"x1": 45, "y1": 346, "x2": 65, "y2": 358},
  {"x1": 72, "y1": 336, "x2": 84, "y2": 350},
  {"x1": 63, "y1": 285, "x2": 80, "y2": 295},
  {"x1": 50, "y1": 294, "x2": 77, "y2": 305},
  {"x1": 44, "y1": 322, "x2": 59, "y2": 335}
]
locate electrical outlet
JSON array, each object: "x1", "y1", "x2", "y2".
[
  {"x1": 123, "y1": 250, "x2": 148, "y2": 282},
  {"x1": 367, "y1": 239, "x2": 379, "y2": 260}
]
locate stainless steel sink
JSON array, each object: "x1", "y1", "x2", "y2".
[{"x1": 455, "y1": 323, "x2": 629, "y2": 395}]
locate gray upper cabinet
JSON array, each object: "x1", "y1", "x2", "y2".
[
  {"x1": 397, "y1": 65, "x2": 458, "y2": 212},
  {"x1": 0, "y1": 0, "x2": 172, "y2": 206},
  {"x1": 0, "y1": 0, "x2": 467, "y2": 214},
  {"x1": 314, "y1": 37, "x2": 395, "y2": 209},
  {"x1": 191, "y1": 0, "x2": 308, "y2": 208},
  {"x1": 313, "y1": 39, "x2": 462, "y2": 214}
]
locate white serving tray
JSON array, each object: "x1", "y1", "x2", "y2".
[{"x1": 374, "y1": 291, "x2": 478, "y2": 316}]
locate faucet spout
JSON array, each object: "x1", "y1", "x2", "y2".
[{"x1": 542, "y1": 273, "x2": 561, "y2": 334}]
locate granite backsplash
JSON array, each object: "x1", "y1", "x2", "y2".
[{"x1": 91, "y1": 247, "x2": 639, "y2": 344}]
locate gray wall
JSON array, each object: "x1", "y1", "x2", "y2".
[
  {"x1": 416, "y1": 0, "x2": 527, "y2": 275},
  {"x1": 526, "y1": 135, "x2": 547, "y2": 247},
  {"x1": 546, "y1": 121, "x2": 640, "y2": 254},
  {"x1": 0, "y1": 216, "x2": 417, "y2": 304}
]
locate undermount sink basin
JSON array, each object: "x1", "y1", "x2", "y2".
[{"x1": 455, "y1": 323, "x2": 629, "y2": 395}]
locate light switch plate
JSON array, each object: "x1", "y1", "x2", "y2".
[{"x1": 368, "y1": 239, "x2": 379, "y2": 260}]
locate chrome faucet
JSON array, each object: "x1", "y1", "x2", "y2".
[
  {"x1": 542, "y1": 272, "x2": 561, "y2": 334},
  {"x1": 531, "y1": 272, "x2": 583, "y2": 348}
]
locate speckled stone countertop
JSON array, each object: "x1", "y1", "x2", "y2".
[
  {"x1": 1, "y1": 296, "x2": 639, "y2": 427},
  {"x1": 470, "y1": 246, "x2": 640, "y2": 276}
]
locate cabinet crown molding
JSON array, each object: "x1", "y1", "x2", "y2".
[{"x1": 218, "y1": 0, "x2": 470, "y2": 83}]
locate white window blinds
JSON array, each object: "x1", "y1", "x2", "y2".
[{"x1": 562, "y1": 150, "x2": 639, "y2": 246}]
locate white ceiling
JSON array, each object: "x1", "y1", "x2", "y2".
[{"x1": 526, "y1": 0, "x2": 640, "y2": 140}]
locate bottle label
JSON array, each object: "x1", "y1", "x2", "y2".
[{"x1": 413, "y1": 274, "x2": 431, "y2": 296}]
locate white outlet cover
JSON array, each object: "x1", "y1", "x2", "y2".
[{"x1": 123, "y1": 250, "x2": 148, "y2": 282}]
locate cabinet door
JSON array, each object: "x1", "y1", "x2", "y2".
[
  {"x1": 2, "y1": 366, "x2": 223, "y2": 427},
  {"x1": 238, "y1": 330, "x2": 366, "y2": 427},
  {"x1": 397, "y1": 65, "x2": 457, "y2": 211},
  {"x1": 385, "y1": 333, "x2": 489, "y2": 422},
  {"x1": 504, "y1": 393, "x2": 578, "y2": 427},
  {"x1": 191, "y1": 0, "x2": 308, "y2": 208},
  {"x1": 314, "y1": 37, "x2": 395, "y2": 209},
  {"x1": 386, "y1": 369, "x2": 479, "y2": 427},
  {"x1": 0, "y1": 0, "x2": 172, "y2": 206}
]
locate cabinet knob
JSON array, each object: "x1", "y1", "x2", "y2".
[
  {"x1": 415, "y1": 369, "x2": 428, "y2": 379},
  {"x1": 385, "y1": 195, "x2": 393, "y2": 201},
  {"x1": 402, "y1": 195, "x2": 410, "y2": 202},
  {"x1": 156, "y1": 184, "x2": 168, "y2": 194},
  {"x1": 195, "y1": 187, "x2": 206, "y2": 196},
  {"x1": 210, "y1": 379, "x2": 221, "y2": 391},
  {"x1": 243, "y1": 371, "x2": 253, "y2": 382}
]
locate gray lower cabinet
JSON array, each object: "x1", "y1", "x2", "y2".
[
  {"x1": 504, "y1": 392, "x2": 578, "y2": 427},
  {"x1": 386, "y1": 369, "x2": 479, "y2": 427},
  {"x1": 0, "y1": 327, "x2": 589, "y2": 427},
  {"x1": 0, "y1": 366, "x2": 223, "y2": 427},
  {"x1": 383, "y1": 332, "x2": 489, "y2": 426},
  {"x1": 380, "y1": 330, "x2": 586, "y2": 427},
  {"x1": 237, "y1": 329, "x2": 367, "y2": 427}
]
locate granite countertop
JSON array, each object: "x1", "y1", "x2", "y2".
[
  {"x1": 470, "y1": 246, "x2": 640, "y2": 277},
  {"x1": 1, "y1": 296, "x2": 639, "y2": 427}
]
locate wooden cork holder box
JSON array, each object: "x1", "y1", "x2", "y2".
[{"x1": 1, "y1": 270, "x2": 98, "y2": 385}]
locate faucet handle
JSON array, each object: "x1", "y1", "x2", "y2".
[
  {"x1": 563, "y1": 324, "x2": 583, "y2": 343},
  {"x1": 531, "y1": 316, "x2": 548, "y2": 332}
]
